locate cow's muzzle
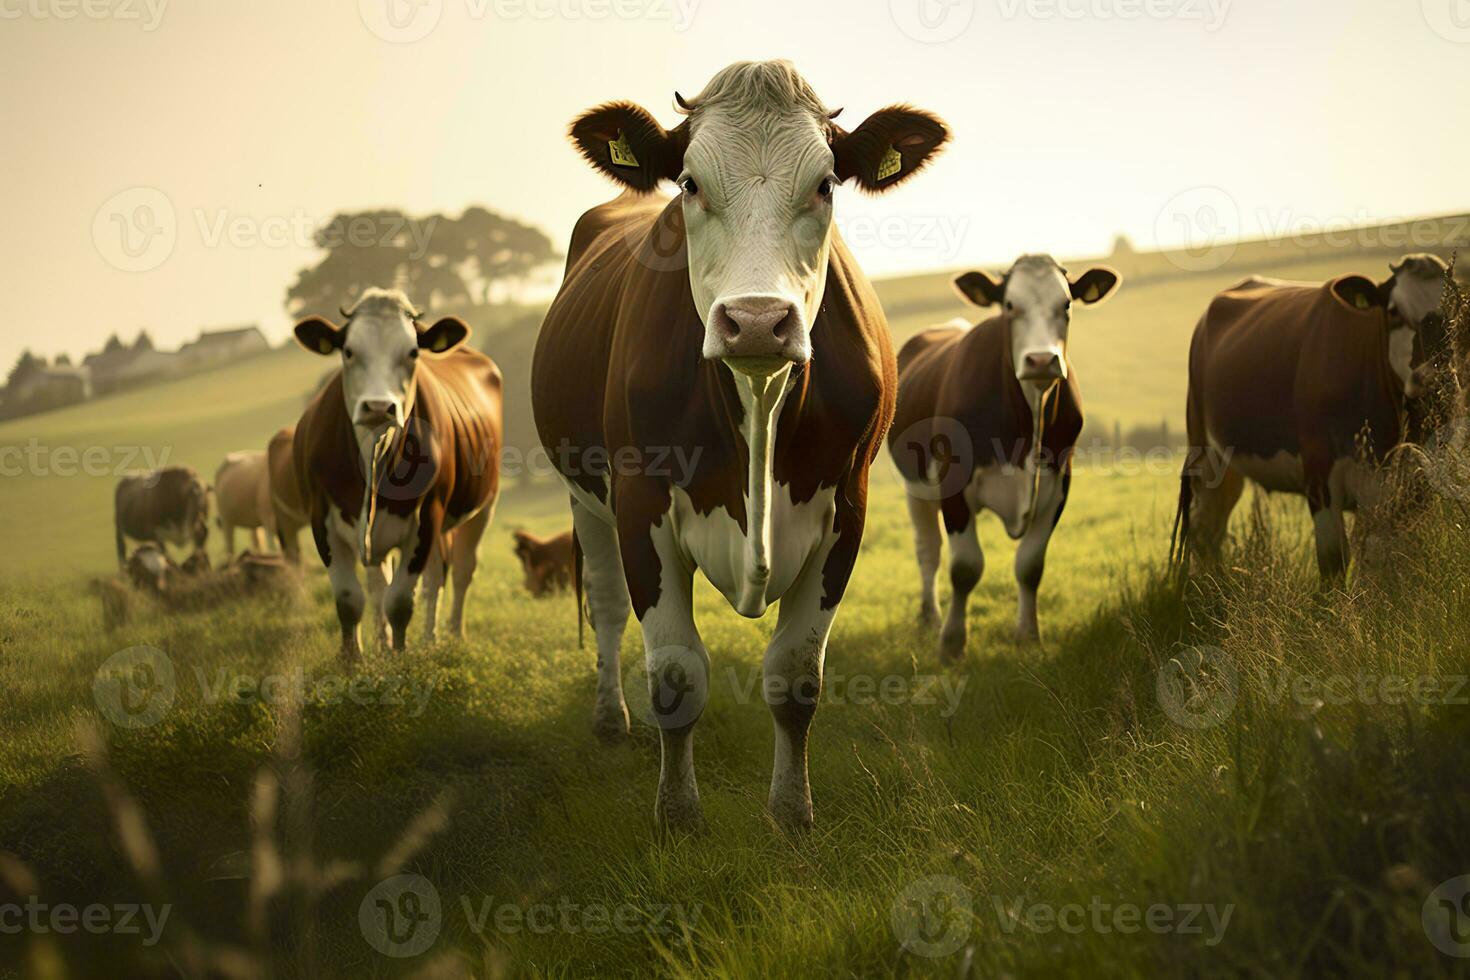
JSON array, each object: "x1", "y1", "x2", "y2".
[
  {"x1": 354, "y1": 399, "x2": 403, "y2": 428},
  {"x1": 1019, "y1": 351, "x2": 1065, "y2": 383},
  {"x1": 705, "y1": 296, "x2": 809, "y2": 377}
]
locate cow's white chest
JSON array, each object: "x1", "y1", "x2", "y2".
[
  {"x1": 964, "y1": 464, "x2": 1063, "y2": 540},
  {"x1": 1227, "y1": 450, "x2": 1305, "y2": 494},
  {"x1": 669, "y1": 483, "x2": 836, "y2": 615},
  {"x1": 329, "y1": 507, "x2": 416, "y2": 566}
]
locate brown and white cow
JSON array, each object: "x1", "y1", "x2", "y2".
[
  {"x1": 214, "y1": 451, "x2": 275, "y2": 558},
  {"x1": 532, "y1": 61, "x2": 948, "y2": 830},
  {"x1": 890, "y1": 256, "x2": 1119, "y2": 661},
  {"x1": 1175, "y1": 254, "x2": 1451, "y2": 578},
  {"x1": 267, "y1": 426, "x2": 309, "y2": 564},
  {"x1": 292, "y1": 289, "x2": 503, "y2": 658},
  {"x1": 114, "y1": 466, "x2": 210, "y2": 567},
  {"x1": 512, "y1": 529, "x2": 575, "y2": 597}
]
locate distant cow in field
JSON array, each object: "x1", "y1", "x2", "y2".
[
  {"x1": 890, "y1": 255, "x2": 1120, "y2": 661},
  {"x1": 512, "y1": 529, "x2": 575, "y2": 596},
  {"x1": 214, "y1": 451, "x2": 274, "y2": 558},
  {"x1": 1175, "y1": 253, "x2": 1451, "y2": 579},
  {"x1": 114, "y1": 466, "x2": 210, "y2": 567},
  {"x1": 267, "y1": 426, "x2": 309, "y2": 564},
  {"x1": 293, "y1": 288, "x2": 503, "y2": 658},
  {"x1": 532, "y1": 60, "x2": 948, "y2": 830}
]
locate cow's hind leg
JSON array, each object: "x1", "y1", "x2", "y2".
[
  {"x1": 940, "y1": 506, "x2": 983, "y2": 663},
  {"x1": 1188, "y1": 450, "x2": 1243, "y2": 568},
  {"x1": 1309, "y1": 476, "x2": 1349, "y2": 582},
  {"x1": 572, "y1": 499, "x2": 632, "y2": 744},
  {"x1": 447, "y1": 503, "x2": 494, "y2": 640},
  {"x1": 905, "y1": 489, "x2": 943, "y2": 628},
  {"x1": 764, "y1": 552, "x2": 837, "y2": 829}
]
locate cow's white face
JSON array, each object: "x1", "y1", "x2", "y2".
[
  {"x1": 955, "y1": 258, "x2": 1119, "y2": 387},
  {"x1": 294, "y1": 289, "x2": 470, "y2": 431},
  {"x1": 569, "y1": 61, "x2": 949, "y2": 380},
  {"x1": 1332, "y1": 255, "x2": 1449, "y2": 399},
  {"x1": 680, "y1": 107, "x2": 836, "y2": 377}
]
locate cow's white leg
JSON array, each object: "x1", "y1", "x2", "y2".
[
  {"x1": 572, "y1": 498, "x2": 632, "y2": 743},
  {"x1": 1014, "y1": 474, "x2": 1068, "y2": 644},
  {"x1": 905, "y1": 490, "x2": 943, "y2": 628},
  {"x1": 251, "y1": 527, "x2": 267, "y2": 553},
  {"x1": 640, "y1": 527, "x2": 709, "y2": 832},
  {"x1": 419, "y1": 539, "x2": 446, "y2": 645},
  {"x1": 764, "y1": 550, "x2": 836, "y2": 829},
  {"x1": 940, "y1": 520, "x2": 983, "y2": 663},
  {"x1": 383, "y1": 557, "x2": 421, "y2": 653},
  {"x1": 365, "y1": 562, "x2": 392, "y2": 651},
  {"x1": 448, "y1": 503, "x2": 494, "y2": 639},
  {"x1": 326, "y1": 521, "x2": 365, "y2": 662}
]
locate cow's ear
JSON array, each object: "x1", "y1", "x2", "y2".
[
  {"x1": 1071, "y1": 267, "x2": 1121, "y2": 305},
  {"x1": 954, "y1": 270, "x2": 1006, "y2": 308},
  {"x1": 1331, "y1": 275, "x2": 1389, "y2": 312},
  {"x1": 832, "y1": 105, "x2": 949, "y2": 193},
  {"x1": 418, "y1": 317, "x2": 471, "y2": 354},
  {"x1": 570, "y1": 101, "x2": 686, "y2": 192},
  {"x1": 294, "y1": 317, "x2": 344, "y2": 357}
]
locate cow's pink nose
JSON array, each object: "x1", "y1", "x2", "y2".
[
  {"x1": 712, "y1": 298, "x2": 799, "y2": 359},
  {"x1": 1021, "y1": 352, "x2": 1063, "y2": 380},
  {"x1": 356, "y1": 399, "x2": 397, "y2": 424}
]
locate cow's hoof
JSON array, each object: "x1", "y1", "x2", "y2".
[
  {"x1": 918, "y1": 603, "x2": 941, "y2": 629},
  {"x1": 1014, "y1": 625, "x2": 1041, "y2": 646},
  {"x1": 768, "y1": 794, "x2": 814, "y2": 831},
  {"x1": 938, "y1": 625, "x2": 967, "y2": 664},
  {"x1": 592, "y1": 704, "x2": 630, "y2": 745},
  {"x1": 656, "y1": 797, "x2": 707, "y2": 836}
]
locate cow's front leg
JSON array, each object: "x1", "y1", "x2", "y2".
[
  {"x1": 322, "y1": 517, "x2": 365, "y2": 663},
  {"x1": 572, "y1": 498, "x2": 631, "y2": 743},
  {"x1": 764, "y1": 553, "x2": 837, "y2": 829},
  {"x1": 1014, "y1": 471, "x2": 1068, "y2": 644},
  {"x1": 364, "y1": 562, "x2": 393, "y2": 651},
  {"x1": 637, "y1": 523, "x2": 708, "y2": 833},
  {"x1": 905, "y1": 490, "x2": 944, "y2": 628},
  {"x1": 940, "y1": 500, "x2": 983, "y2": 663}
]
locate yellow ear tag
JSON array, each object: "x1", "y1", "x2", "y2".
[
  {"x1": 876, "y1": 145, "x2": 903, "y2": 182},
  {"x1": 319, "y1": 338, "x2": 335, "y2": 355},
  {"x1": 432, "y1": 334, "x2": 450, "y2": 353},
  {"x1": 1355, "y1": 294, "x2": 1370, "y2": 310},
  {"x1": 609, "y1": 132, "x2": 640, "y2": 168},
  {"x1": 1082, "y1": 284, "x2": 1101, "y2": 303}
]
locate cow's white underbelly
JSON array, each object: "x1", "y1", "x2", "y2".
[
  {"x1": 957, "y1": 464, "x2": 1062, "y2": 540},
  {"x1": 670, "y1": 483, "x2": 837, "y2": 615}
]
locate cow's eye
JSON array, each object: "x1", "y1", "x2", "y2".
[
  {"x1": 678, "y1": 176, "x2": 699, "y2": 197},
  {"x1": 343, "y1": 348, "x2": 355, "y2": 360},
  {"x1": 1005, "y1": 301, "x2": 1015, "y2": 313},
  {"x1": 817, "y1": 177, "x2": 835, "y2": 199},
  {"x1": 409, "y1": 349, "x2": 420, "y2": 360}
]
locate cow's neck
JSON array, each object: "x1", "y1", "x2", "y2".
[{"x1": 729, "y1": 363, "x2": 794, "y2": 617}]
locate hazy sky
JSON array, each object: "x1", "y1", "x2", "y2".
[{"x1": 4, "y1": 0, "x2": 1467, "y2": 368}]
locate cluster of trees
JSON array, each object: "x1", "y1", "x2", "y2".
[{"x1": 285, "y1": 207, "x2": 561, "y2": 319}]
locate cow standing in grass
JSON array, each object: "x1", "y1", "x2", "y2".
[
  {"x1": 532, "y1": 61, "x2": 948, "y2": 830},
  {"x1": 114, "y1": 466, "x2": 211, "y2": 568},
  {"x1": 214, "y1": 451, "x2": 274, "y2": 558},
  {"x1": 267, "y1": 426, "x2": 309, "y2": 564},
  {"x1": 1175, "y1": 254, "x2": 1451, "y2": 579},
  {"x1": 890, "y1": 256, "x2": 1119, "y2": 661},
  {"x1": 292, "y1": 289, "x2": 503, "y2": 659}
]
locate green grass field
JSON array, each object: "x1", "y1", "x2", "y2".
[{"x1": 3, "y1": 257, "x2": 1470, "y2": 978}]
